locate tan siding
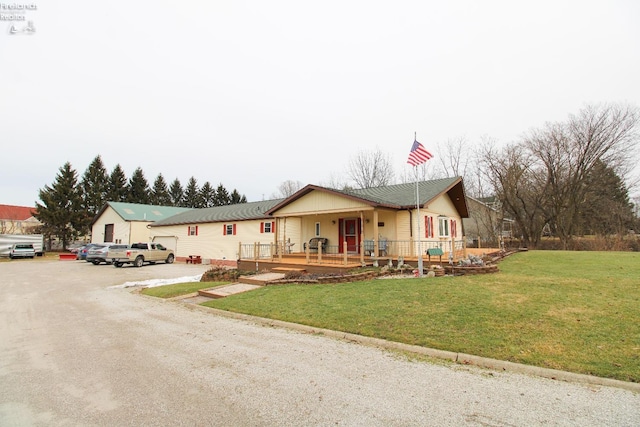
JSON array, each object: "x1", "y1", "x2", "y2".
[
  {"x1": 130, "y1": 222, "x2": 153, "y2": 243},
  {"x1": 426, "y1": 195, "x2": 459, "y2": 218},
  {"x1": 274, "y1": 191, "x2": 373, "y2": 216},
  {"x1": 396, "y1": 211, "x2": 411, "y2": 241},
  {"x1": 91, "y1": 208, "x2": 131, "y2": 244},
  {"x1": 151, "y1": 220, "x2": 283, "y2": 261},
  {"x1": 276, "y1": 217, "x2": 302, "y2": 251}
]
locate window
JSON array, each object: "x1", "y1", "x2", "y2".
[
  {"x1": 188, "y1": 225, "x2": 198, "y2": 236},
  {"x1": 438, "y1": 217, "x2": 449, "y2": 237},
  {"x1": 260, "y1": 221, "x2": 275, "y2": 233},
  {"x1": 223, "y1": 224, "x2": 236, "y2": 235},
  {"x1": 315, "y1": 222, "x2": 320, "y2": 237}
]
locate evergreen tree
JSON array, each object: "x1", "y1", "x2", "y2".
[
  {"x1": 183, "y1": 176, "x2": 202, "y2": 208},
  {"x1": 200, "y1": 181, "x2": 216, "y2": 208},
  {"x1": 150, "y1": 174, "x2": 172, "y2": 206},
  {"x1": 579, "y1": 161, "x2": 635, "y2": 235},
  {"x1": 215, "y1": 183, "x2": 231, "y2": 206},
  {"x1": 34, "y1": 162, "x2": 84, "y2": 250},
  {"x1": 107, "y1": 164, "x2": 128, "y2": 202},
  {"x1": 127, "y1": 167, "x2": 150, "y2": 204},
  {"x1": 230, "y1": 189, "x2": 247, "y2": 204},
  {"x1": 169, "y1": 178, "x2": 184, "y2": 207},
  {"x1": 80, "y1": 155, "x2": 108, "y2": 234}
]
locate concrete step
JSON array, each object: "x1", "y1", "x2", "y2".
[
  {"x1": 198, "y1": 283, "x2": 261, "y2": 299},
  {"x1": 237, "y1": 272, "x2": 285, "y2": 286},
  {"x1": 271, "y1": 267, "x2": 306, "y2": 273}
]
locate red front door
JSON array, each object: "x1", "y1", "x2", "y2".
[{"x1": 339, "y1": 218, "x2": 360, "y2": 253}]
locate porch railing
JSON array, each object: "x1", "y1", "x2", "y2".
[{"x1": 239, "y1": 239, "x2": 467, "y2": 265}]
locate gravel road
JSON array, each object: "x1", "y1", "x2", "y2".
[{"x1": 1, "y1": 260, "x2": 638, "y2": 426}]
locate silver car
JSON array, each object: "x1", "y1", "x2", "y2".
[
  {"x1": 86, "y1": 244, "x2": 128, "y2": 265},
  {"x1": 9, "y1": 243, "x2": 36, "y2": 259}
]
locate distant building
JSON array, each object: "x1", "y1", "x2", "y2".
[
  {"x1": 0, "y1": 204, "x2": 41, "y2": 234},
  {"x1": 90, "y1": 202, "x2": 192, "y2": 246}
]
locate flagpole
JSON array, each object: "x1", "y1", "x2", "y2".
[{"x1": 415, "y1": 132, "x2": 424, "y2": 277}]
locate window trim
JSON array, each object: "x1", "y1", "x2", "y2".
[{"x1": 438, "y1": 216, "x2": 449, "y2": 237}]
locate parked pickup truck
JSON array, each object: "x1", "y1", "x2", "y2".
[{"x1": 109, "y1": 242, "x2": 175, "y2": 268}]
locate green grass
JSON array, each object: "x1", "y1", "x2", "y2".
[
  {"x1": 141, "y1": 282, "x2": 225, "y2": 299},
  {"x1": 199, "y1": 250, "x2": 640, "y2": 382}
]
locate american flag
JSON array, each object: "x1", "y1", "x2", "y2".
[{"x1": 407, "y1": 140, "x2": 433, "y2": 166}]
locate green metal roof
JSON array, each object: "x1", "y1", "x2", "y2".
[
  {"x1": 342, "y1": 177, "x2": 462, "y2": 208},
  {"x1": 149, "y1": 177, "x2": 468, "y2": 227},
  {"x1": 150, "y1": 199, "x2": 285, "y2": 227},
  {"x1": 107, "y1": 202, "x2": 192, "y2": 222}
]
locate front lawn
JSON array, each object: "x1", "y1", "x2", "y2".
[{"x1": 201, "y1": 251, "x2": 640, "y2": 382}]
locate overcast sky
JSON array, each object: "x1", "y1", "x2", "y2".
[{"x1": 2, "y1": 0, "x2": 639, "y2": 207}]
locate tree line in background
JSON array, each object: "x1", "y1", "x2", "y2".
[{"x1": 34, "y1": 156, "x2": 247, "y2": 248}]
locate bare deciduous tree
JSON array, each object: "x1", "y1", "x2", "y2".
[
  {"x1": 480, "y1": 103, "x2": 639, "y2": 249},
  {"x1": 525, "y1": 103, "x2": 639, "y2": 248},
  {"x1": 479, "y1": 142, "x2": 547, "y2": 248},
  {"x1": 272, "y1": 180, "x2": 304, "y2": 199},
  {"x1": 348, "y1": 148, "x2": 395, "y2": 188}
]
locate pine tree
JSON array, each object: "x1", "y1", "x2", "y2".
[
  {"x1": 107, "y1": 164, "x2": 128, "y2": 202},
  {"x1": 80, "y1": 155, "x2": 108, "y2": 234},
  {"x1": 150, "y1": 174, "x2": 172, "y2": 206},
  {"x1": 200, "y1": 181, "x2": 216, "y2": 208},
  {"x1": 34, "y1": 162, "x2": 84, "y2": 249},
  {"x1": 184, "y1": 176, "x2": 202, "y2": 208},
  {"x1": 169, "y1": 178, "x2": 184, "y2": 207},
  {"x1": 127, "y1": 167, "x2": 150, "y2": 204},
  {"x1": 215, "y1": 183, "x2": 230, "y2": 206},
  {"x1": 230, "y1": 189, "x2": 247, "y2": 204}
]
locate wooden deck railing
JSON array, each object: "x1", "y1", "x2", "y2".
[{"x1": 239, "y1": 239, "x2": 467, "y2": 265}]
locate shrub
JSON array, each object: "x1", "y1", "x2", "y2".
[{"x1": 200, "y1": 266, "x2": 250, "y2": 282}]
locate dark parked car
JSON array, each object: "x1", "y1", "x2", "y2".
[
  {"x1": 77, "y1": 243, "x2": 101, "y2": 260},
  {"x1": 87, "y1": 244, "x2": 128, "y2": 265}
]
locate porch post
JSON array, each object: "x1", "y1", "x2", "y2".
[
  {"x1": 359, "y1": 211, "x2": 364, "y2": 265},
  {"x1": 463, "y1": 235, "x2": 467, "y2": 259},
  {"x1": 373, "y1": 209, "x2": 379, "y2": 256}
]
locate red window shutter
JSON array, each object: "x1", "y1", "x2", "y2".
[
  {"x1": 187, "y1": 226, "x2": 190, "y2": 236},
  {"x1": 223, "y1": 224, "x2": 227, "y2": 235},
  {"x1": 233, "y1": 224, "x2": 237, "y2": 235},
  {"x1": 271, "y1": 221, "x2": 275, "y2": 233},
  {"x1": 260, "y1": 222, "x2": 264, "y2": 233},
  {"x1": 196, "y1": 226, "x2": 199, "y2": 236},
  {"x1": 424, "y1": 216, "x2": 429, "y2": 238},
  {"x1": 430, "y1": 217, "x2": 434, "y2": 238}
]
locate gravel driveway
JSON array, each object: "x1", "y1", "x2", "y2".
[{"x1": 1, "y1": 260, "x2": 638, "y2": 426}]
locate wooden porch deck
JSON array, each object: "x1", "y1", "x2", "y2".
[{"x1": 237, "y1": 250, "x2": 500, "y2": 274}]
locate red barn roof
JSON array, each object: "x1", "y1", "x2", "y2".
[{"x1": 0, "y1": 204, "x2": 38, "y2": 221}]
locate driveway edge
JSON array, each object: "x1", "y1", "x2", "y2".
[{"x1": 177, "y1": 300, "x2": 640, "y2": 394}]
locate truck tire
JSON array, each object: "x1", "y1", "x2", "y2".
[
  {"x1": 134, "y1": 256, "x2": 144, "y2": 268},
  {"x1": 166, "y1": 254, "x2": 175, "y2": 264}
]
